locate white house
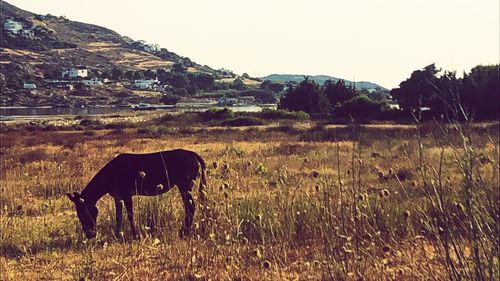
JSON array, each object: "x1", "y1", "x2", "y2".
[
  {"x1": 144, "y1": 43, "x2": 160, "y2": 52},
  {"x1": 136, "y1": 40, "x2": 160, "y2": 52},
  {"x1": 82, "y1": 79, "x2": 103, "y2": 86},
  {"x1": 133, "y1": 79, "x2": 158, "y2": 89},
  {"x1": 62, "y1": 67, "x2": 88, "y2": 79},
  {"x1": 23, "y1": 82, "x2": 37, "y2": 89},
  {"x1": 20, "y1": 29, "x2": 34, "y2": 39},
  {"x1": 4, "y1": 19, "x2": 23, "y2": 34}
]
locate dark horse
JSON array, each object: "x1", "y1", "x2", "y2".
[{"x1": 67, "y1": 149, "x2": 207, "y2": 239}]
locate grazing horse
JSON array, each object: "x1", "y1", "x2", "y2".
[{"x1": 67, "y1": 149, "x2": 207, "y2": 239}]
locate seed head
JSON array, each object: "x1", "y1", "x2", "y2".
[
  {"x1": 251, "y1": 248, "x2": 262, "y2": 258},
  {"x1": 380, "y1": 189, "x2": 390, "y2": 197},
  {"x1": 247, "y1": 161, "x2": 253, "y2": 166},
  {"x1": 222, "y1": 163, "x2": 230, "y2": 171},
  {"x1": 403, "y1": 210, "x2": 410, "y2": 220},
  {"x1": 382, "y1": 245, "x2": 391, "y2": 253},
  {"x1": 138, "y1": 171, "x2": 146, "y2": 178},
  {"x1": 357, "y1": 193, "x2": 366, "y2": 201},
  {"x1": 212, "y1": 161, "x2": 219, "y2": 169},
  {"x1": 311, "y1": 170, "x2": 320, "y2": 178},
  {"x1": 262, "y1": 260, "x2": 271, "y2": 269},
  {"x1": 455, "y1": 202, "x2": 465, "y2": 213}
]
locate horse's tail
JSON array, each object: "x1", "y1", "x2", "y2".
[{"x1": 195, "y1": 153, "x2": 207, "y2": 203}]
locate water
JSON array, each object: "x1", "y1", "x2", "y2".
[
  {"x1": 0, "y1": 104, "x2": 276, "y2": 119},
  {"x1": 0, "y1": 106, "x2": 135, "y2": 117}
]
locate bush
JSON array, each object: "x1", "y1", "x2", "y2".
[
  {"x1": 220, "y1": 117, "x2": 265, "y2": 127},
  {"x1": 333, "y1": 95, "x2": 388, "y2": 121},
  {"x1": 259, "y1": 109, "x2": 309, "y2": 120},
  {"x1": 200, "y1": 108, "x2": 234, "y2": 121}
]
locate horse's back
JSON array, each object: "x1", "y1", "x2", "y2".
[{"x1": 106, "y1": 150, "x2": 203, "y2": 195}]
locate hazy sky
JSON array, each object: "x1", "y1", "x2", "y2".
[{"x1": 6, "y1": 0, "x2": 499, "y2": 88}]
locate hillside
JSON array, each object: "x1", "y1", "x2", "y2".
[
  {"x1": 262, "y1": 74, "x2": 385, "y2": 90},
  {"x1": 0, "y1": 0, "x2": 216, "y2": 78}
]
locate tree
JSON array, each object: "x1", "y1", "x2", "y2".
[
  {"x1": 231, "y1": 77, "x2": 247, "y2": 91},
  {"x1": 172, "y1": 63, "x2": 186, "y2": 74},
  {"x1": 160, "y1": 93, "x2": 179, "y2": 105},
  {"x1": 124, "y1": 70, "x2": 135, "y2": 81},
  {"x1": 390, "y1": 64, "x2": 439, "y2": 114},
  {"x1": 334, "y1": 95, "x2": 388, "y2": 121},
  {"x1": 323, "y1": 79, "x2": 355, "y2": 107},
  {"x1": 157, "y1": 68, "x2": 172, "y2": 84},
  {"x1": 268, "y1": 82, "x2": 285, "y2": 93},
  {"x1": 461, "y1": 65, "x2": 499, "y2": 120},
  {"x1": 278, "y1": 77, "x2": 331, "y2": 114},
  {"x1": 170, "y1": 74, "x2": 189, "y2": 89},
  {"x1": 133, "y1": 70, "x2": 145, "y2": 80},
  {"x1": 111, "y1": 68, "x2": 123, "y2": 81},
  {"x1": 190, "y1": 73, "x2": 215, "y2": 90},
  {"x1": 144, "y1": 69, "x2": 157, "y2": 80}
]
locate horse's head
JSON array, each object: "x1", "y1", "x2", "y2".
[{"x1": 67, "y1": 192, "x2": 98, "y2": 239}]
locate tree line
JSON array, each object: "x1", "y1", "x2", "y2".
[{"x1": 279, "y1": 64, "x2": 499, "y2": 121}]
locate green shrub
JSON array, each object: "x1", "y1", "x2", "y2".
[
  {"x1": 259, "y1": 109, "x2": 310, "y2": 120},
  {"x1": 200, "y1": 108, "x2": 234, "y2": 121},
  {"x1": 220, "y1": 117, "x2": 265, "y2": 127}
]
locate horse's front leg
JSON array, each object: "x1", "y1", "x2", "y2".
[
  {"x1": 114, "y1": 198, "x2": 123, "y2": 237},
  {"x1": 123, "y1": 196, "x2": 138, "y2": 239}
]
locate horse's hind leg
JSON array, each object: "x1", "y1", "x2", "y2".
[{"x1": 179, "y1": 183, "x2": 195, "y2": 238}]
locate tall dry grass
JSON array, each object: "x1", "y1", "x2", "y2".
[{"x1": 0, "y1": 121, "x2": 498, "y2": 280}]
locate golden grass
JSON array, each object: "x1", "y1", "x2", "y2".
[{"x1": 0, "y1": 122, "x2": 498, "y2": 280}]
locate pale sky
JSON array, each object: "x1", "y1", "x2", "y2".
[{"x1": 5, "y1": 0, "x2": 500, "y2": 88}]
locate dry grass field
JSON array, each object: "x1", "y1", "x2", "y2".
[{"x1": 0, "y1": 117, "x2": 498, "y2": 280}]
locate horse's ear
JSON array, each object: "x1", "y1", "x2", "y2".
[{"x1": 73, "y1": 192, "x2": 84, "y2": 203}]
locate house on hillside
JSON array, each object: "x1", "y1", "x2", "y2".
[
  {"x1": 136, "y1": 40, "x2": 160, "y2": 52},
  {"x1": 62, "y1": 67, "x2": 88, "y2": 79},
  {"x1": 82, "y1": 79, "x2": 103, "y2": 86},
  {"x1": 3, "y1": 19, "x2": 23, "y2": 34},
  {"x1": 23, "y1": 82, "x2": 37, "y2": 89},
  {"x1": 133, "y1": 78, "x2": 159, "y2": 89},
  {"x1": 20, "y1": 28, "x2": 34, "y2": 39},
  {"x1": 44, "y1": 80, "x2": 75, "y2": 90}
]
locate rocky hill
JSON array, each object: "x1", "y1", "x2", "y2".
[{"x1": 0, "y1": 0, "x2": 216, "y2": 81}]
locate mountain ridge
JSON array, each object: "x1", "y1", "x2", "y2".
[{"x1": 262, "y1": 74, "x2": 386, "y2": 90}]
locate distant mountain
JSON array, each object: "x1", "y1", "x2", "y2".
[{"x1": 262, "y1": 74, "x2": 386, "y2": 90}]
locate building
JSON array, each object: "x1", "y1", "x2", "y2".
[
  {"x1": 144, "y1": 43, "x2": 160, "y2": 52},
  {"x1": 82, "y1": 79, "x2": 103, "y2": 86},
  {"x1": 62, "y1": 67, "x2": 88, "y2": 79},
  {"x1": 136, "y1": 40, "x2": 160, "y2": 52},
  {"x1": 3, "y1": 19, "x2": 23, "y2": 34},
  {"x1": 20, "y1": 29, "x2": 34, "y2": 39},
  {"x1": 133, "y1": 79, "x2": 159, "y2": 89},
  {"x1": 23, "y1": 82, "x2": 37, "y2": 89}
]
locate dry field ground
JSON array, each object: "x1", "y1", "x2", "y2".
[{"x1": 0, "y1": 119, "x2": 498, "y2": 280}]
